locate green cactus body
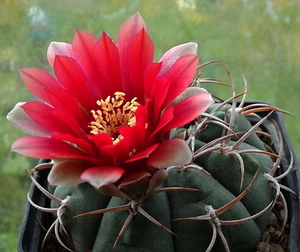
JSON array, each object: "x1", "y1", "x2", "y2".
[{"x1": 50, "y1": 104, "x2": 275, "y2": 252}]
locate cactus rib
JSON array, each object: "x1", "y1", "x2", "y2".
[{"x1": 173, "y1": 170, "x2": 274, "y2": 252}]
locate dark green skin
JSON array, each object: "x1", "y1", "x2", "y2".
[{"x1": 51, "y1": 104, "x2": 274, "y2": 252}]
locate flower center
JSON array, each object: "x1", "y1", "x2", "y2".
[{"x1": 89, "y1": 92, "x2": 140, "y2": 143}]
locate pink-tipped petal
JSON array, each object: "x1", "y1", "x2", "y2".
[
  {"x1": 170, "y1": 87, "x2": 210, "y2": 106},
  {"x1": 160, "y1": 92, "x2": 214, "y2": 135},
  {"x1": 159, "y1": 42, "x2": 198, "y2": 75},
  {"x1": 147, "y1": 138, "x2": 192, "y2": 169},
  {"x1": 172, "y1": 91, "x2": 214, "y2": 123},
  {"x1": 7, "y1": 102, "x2": 51, "y2": 137},
  {"x1": 118, "y1": 171, "x2": 151, "y2": 196},
  {"x1": 21, "y1": 101, "x2": 82, "y2": 136},
  {"x1": 147, "y1": 169, "x2": 169, "y2": 193},
  {"x1": 118, "y1": 12, "x2": 147, "y2": 58},
  {"x1": 11, "y1": 136, "x2": 101, "y2": 164},
  {"x1": 80, "y1": 167, "x2": 124, "y2": 189},
  {"x1": 118, "y1": 171, "x2": 151, "y2": 187},
  {"x1": 47, "y1": 42, "x2": 73, "y2": 68},
  {"x1": 48, "y1": 160, "x2": 90, "y2": 186},
  {"x1": 117, "y1": 13, "x2": 148, "y2": 95},
  {"x1": 161, "y1": 54, "x2": 200, "y2": 108},
  {"x1": 97, "y1": 183, "x2": 130, "y2": 198}
]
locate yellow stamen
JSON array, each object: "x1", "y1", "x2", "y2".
[
  {"x1": 129, "y1": 148, "x2": 137, "y2": 158},
  {"x1": 89, "y1": 92, "x2": 140, "y2": 144}
]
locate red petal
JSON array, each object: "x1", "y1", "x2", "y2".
[
  {"x1": 46, "y1": 88, "x2": 87, "y2": 128},
  {"x1": 144, "y1": 62, "x2": 162, "y2": 99},
  {"x1": 21, "y1": 68, "x2": 87, "y2": 128},
  {"x1": 125, "y1": 143, "x2": 159, "y2": 163},
  {"x1": 52, "y1": 133, "x2": 96, "y2": 158},
  {"x1": 20, "y1": 68, "x2": 62, "y2": 105},
  {"x1": 118, "y1": 107, "x2": 148, "y2": 150},
  {"x1": 148, "y1": 106, "x2": 175, "y2": 143},
  {"x1": 72, "y1": 30, "x2": 104, "y2": 97},
  {"x1": 53, "y1": 55, "x2": 98, "y2": 111},
  {"x1": 151, "y1": 75, "x2": 171, "y2": 124},
  {"x1": 88, "y1": 133, "x2": 113, "y2": 149},
  {"x1": 80, "y1": 166, "x2": 124, "y2": 189},
  {"x1": 101, "y1": 137, "x2": 132, "y2": 165},
  {"x1": 127, "y1": 29, "x2": 154, "y2": 101},
  {"x1": 147, "y1": 139, "x2": 192, "y2": 169},
  {"x1": 95, "y1": 32, "x2": 122, "y2": 97},
  {"x1": 50, "y1": 109, "x2": 83, "y2": 136}
]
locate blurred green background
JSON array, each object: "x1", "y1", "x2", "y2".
[{"x1": 1, "y1": 0, "x2": 299, "y2": 251}]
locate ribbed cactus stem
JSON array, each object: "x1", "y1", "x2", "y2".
[{"x1": 28, "y1": 102, "x2": 288, "y2": 252}]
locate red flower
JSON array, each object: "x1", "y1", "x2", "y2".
[{"x1": 7, "y1": 13, "x2": 213, "y2": 197}]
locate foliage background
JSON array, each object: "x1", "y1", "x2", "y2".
[{"x1": 1, "y1": 0, "x2": 299, "y2": 251}]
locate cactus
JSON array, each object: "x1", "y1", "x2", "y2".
[
  {"x1": 9, "y1": 13, "x2": 294, "y2": 252},
  {"x1": 40, "y1": 101, "x2": 278, "y2": 252},
  {"x1": 27, "y1": 95, "x2": 292, "y2": 252}
]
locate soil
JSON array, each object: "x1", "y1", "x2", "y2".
[{"x1": 256, "y1": 200, "x2": 289, "y2": 252}]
